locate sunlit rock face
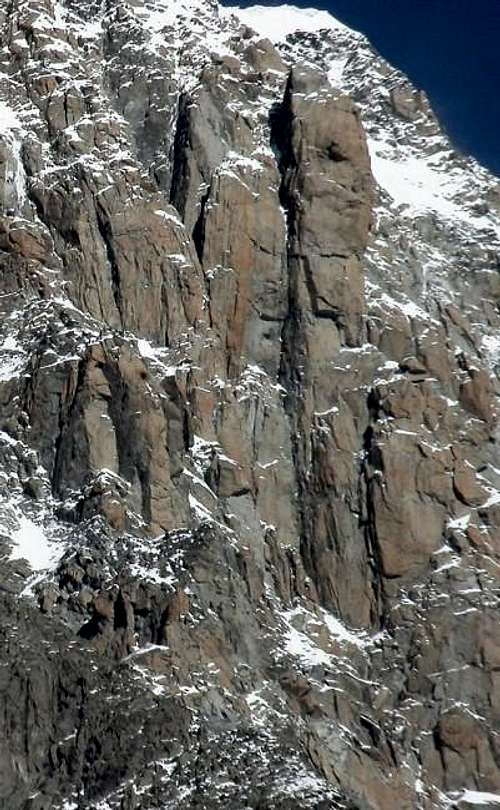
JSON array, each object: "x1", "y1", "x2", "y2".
[{"x1": 0, "y1": 1, "x2": 500, "y2": 808}]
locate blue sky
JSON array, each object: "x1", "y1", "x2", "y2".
[{"x1": 227, "y1": 0, "x2": 500, "y2": 177}]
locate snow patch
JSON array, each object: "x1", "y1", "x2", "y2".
[
  {"x1": 137, "y1": 338, "x2": 158, "y2": 359},
  {"x1": 0, "y1": 100, "x2": 27, "y2": 210},
  {"x1": 454, "y1": 790, "x2": 500, "y2": 806},
  {"x1": 0, "y1": 100, "x2": 23, "y2": 137},
  {"x1": 447, "y1": 514, "x2": 471, "y2": 531},
  {"x1": 226, "y1": 4, "x2": 355, "y2": 42},
  {"x1": 9, "y1": 515, "x2": 63, "y2": 571},
  {"x1": 0, "y1": 350, "x2": 26, "y2": 382},
  {"x1": 283, "y1": 614, "x2": 331, "y2": 667},
  {"x1": 322, "y1": 609, "x2": 372, "y2": 650},
  {"x1": 481, "y1": 489, "x2": 500, "y2": 509},
  {"x1": 327, "y1": 57, "x2": 348, "y2": 87},
  {"x1": 123, "y1": 644, "x2": 169, "y2": 662},
  {"x1": 368, "y1": 137, "x2": 500, "y2": 238}
]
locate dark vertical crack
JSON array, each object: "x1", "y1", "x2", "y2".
[
  {"x1": 359, "y1": 384, "x2": 390, "y2": 627},
  {"x1": 192, "y1": 186, "x2": 210, "y2": 263},
  {"x1": 270, "y1": 79, "x2": 316, "y2": 602},
  {"x1": 169, "y1": 92, "x2": 191, "y2": 220},
  {"x1": 95, "y1": 208, "x2": 123, "y2": 326},
  {"x1": 52, "y1": 356, "x2": 88, "y2": 497},
  {"x1": 360, "y1": 418, "x2": 386, "y2": 627}
]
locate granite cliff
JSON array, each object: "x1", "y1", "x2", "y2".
[{"x1": 1, "y1": 1, "x2": 500, "y2": 807}]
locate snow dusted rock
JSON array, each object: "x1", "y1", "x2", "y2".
[{"x1": 0, "y1": 0, "x2": 500, "y2": 808}]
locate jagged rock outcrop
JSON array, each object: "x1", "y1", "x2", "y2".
[{"x1": 1, "y1": 1, "x2": 500, "y2": 808}]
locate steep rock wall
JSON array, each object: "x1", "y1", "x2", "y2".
[{"x1": 0, "y1": 1, "x2": 499, "y2": 808}]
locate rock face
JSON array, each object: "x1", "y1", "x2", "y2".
[{"x1": 0, "y1": 1, "x2": 500, "y2": 808}]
